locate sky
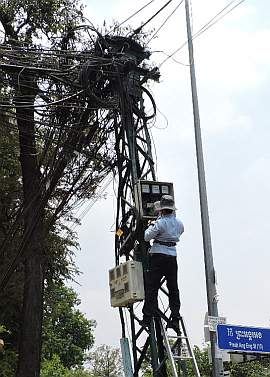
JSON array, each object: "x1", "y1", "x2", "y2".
[{"x1": 70, "y1": 0, "x2": 270, "y2": 351}]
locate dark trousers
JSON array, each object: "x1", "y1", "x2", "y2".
[{"x1": 143, "y1": 253, "x2": 180, "y2": 319}]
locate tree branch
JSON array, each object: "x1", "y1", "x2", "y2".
[
  {"x1": 16, "y1": 17, "x2": 30, "y2": 34},
  {"x1": 0, "y1": 9, "x2": 17, "y2": 41}
]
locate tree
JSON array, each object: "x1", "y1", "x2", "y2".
[
  {"x1": 42, "y1": 283, "x2": 95, "y2": 368},
  {"x1": 0, "y1": 116, "x2": 23, "y2": 377},
  {"x1": 187, "y1": 346, "x2": 212, "y2": 377},
  {"x1": 41, "y1": 355, "x2": 92, "y2": 377},
  {"x1": 230, "y1": 358, "x2": 270, "y2": 377},
  {"x1": 0, "y1": 113, "x2": 23, "y2": 347},
  {"x1": 0, "y1": 112, "x2": 96, "y2": 375},
  {"x1": 185, "y1": 346, "x2": 270, "y2": 377},
  {"x1": 0, "y1": 1, "x2": 83, "y2": 374},
  {"x1": 40, "y1": 344, "x2": 124, "y2": 377},
  {"x1": 87, "y1": 345, "x2": 123, "y2": 377},
  {"x1": 0, "y1": 325, "x2": 17, "y2": 377},
  {"x1": 40, "y1": 355, "x2": 70, "y2": 377},
  {"x1": 0, "y1": 1, "x2": 113, "y2": 376},
  {"x1": 0, "y1": 0, "x2": 84, "y2": 45}
]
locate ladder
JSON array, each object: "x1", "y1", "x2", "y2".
[{"x1": 159, "y1": 316, "x2": 201, "y2": 377}]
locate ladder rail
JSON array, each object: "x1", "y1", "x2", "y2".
[
  {"x1": 159, "y1": 316, "x2": 201, "y2": 377},
  {"x1": 180, "y1": 317, "x2": 201, "y2": 377},
  {"x1": 160, "y1": 319, "x2": 179, "y2": 377}
]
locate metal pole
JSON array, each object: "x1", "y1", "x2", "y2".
[{"x1": 184, "y1": 0, "x2": 224, "y2": 376}]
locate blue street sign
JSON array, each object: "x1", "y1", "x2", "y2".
[{"x1": 217, "y1": 324, "x2": 270, "y2": 353}]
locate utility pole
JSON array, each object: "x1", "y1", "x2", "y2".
[{"x1": 184, "y1": 0, "x2": 224, "y2": 376}]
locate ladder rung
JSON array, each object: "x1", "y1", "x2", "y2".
[
  {"x1": 173, "y1": 355, "x2": 192, "y2": 360},
  {"x1": 168, "y1": 335, "x2": 188, "y2": 339}
]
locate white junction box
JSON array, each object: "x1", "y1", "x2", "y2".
[{"x1": 109, "y1": 260, "x2": 145, "y2": 307}]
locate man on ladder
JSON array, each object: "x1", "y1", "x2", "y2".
[{"x1": 142, "y1": 195, "x2": 184, "y2": 330}]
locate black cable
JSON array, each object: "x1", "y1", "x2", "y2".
[
  {"x1": 134, "y1": 86, "x2": 156, "y2": 120},
  {"x1": 109, "y1": 0, "x2": 156, "y2": 34},
  {"x1": 147, "y1": 0, "x2": 184, "y2": 44},
  {"x1": 131, "y1": 0, "x2": 173, "y2": 37}
]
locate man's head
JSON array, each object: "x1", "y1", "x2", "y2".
[{"x1": 158, "y1": 195, "x2": 176, "y2": 215}]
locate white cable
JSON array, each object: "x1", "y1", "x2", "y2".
[{"x1": 0, "y1": 90, "x2": 85, "y2": 108}]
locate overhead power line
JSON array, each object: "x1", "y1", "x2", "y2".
[
  {"x1": 147, "y1": 0, "x2": 184, "y2": 44},
  {"x1": 195, "y1": 0, "x2": 246, "y2": 39},
  {"x1": 131, "y1": 0, "x2": 173, "y2": 36},
  {"x1": 109, "y1": 0, "x2": 156, "y2": 34},
  {"x1": 159, "y1": 0, "x2": 247, "y2": 67}
]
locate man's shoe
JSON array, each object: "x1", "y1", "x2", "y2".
[
  {"x1": 167, "y1": 317, "x2": 181, "y2": 332},
  {"x1": 141, "y1": 317, "x2": 151, "y2": 328},
  {"x1": 171, "y1": 317, "x2": 180, "y2": 330}
]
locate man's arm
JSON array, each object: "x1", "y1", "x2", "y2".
[
  {"x1": 144, "y1": 221, "x2": 160, "y2": 242},
  {"x1": 180, "y1": 220, "x2": 184, "y2": 235}
]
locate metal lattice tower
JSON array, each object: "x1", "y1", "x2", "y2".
[{"x1": 104, "y1": 36, "x2": 193, "y2": 377}]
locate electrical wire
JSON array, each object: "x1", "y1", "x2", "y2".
[
  {"x1": 131, "y1": 0, "x2": 173, "y2": 36},
  {"x1": 70, "y1": 175, "x2": 113, "y2": 230},
  {"x1": 195, "y1": 0, "x2": 247, "y2": 39},
  {"x1": 0, "y1": 33, "x2": 160, "y2": 348},
  {"x1": 147, "y1": 0, "x2": 184, "y2": 44},
  {"x1": 0, "y1": 105, "x2": 114, "y2": 273},
  {"x1": 159, "y1": 0, "x2": 247, "y2": 67},
  {"x1": 2, "y1": 35, "x2": 154, "y2": 371},
  {"x1": 0, "y1": 90, "x2": 85, "y2": 108},
  {"x1": 155, "y1": 106, "x2": 169, "y2": 129},
  {"x1": 152, "y1": 49, "x2": 190, "y2": 66},
  {"x1": 108, "y1": 0, "x2": 156, "y2": 34}
]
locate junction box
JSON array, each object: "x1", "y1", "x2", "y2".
[
  {"x1": 109, "y1": 260, "x2": 145, "y2": 307},
  {"x1": 135, "y1": 180, "x2": 174, "y2": 220}
]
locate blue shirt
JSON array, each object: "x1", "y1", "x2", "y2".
[{"x1": 144, "y1": 214, "x2": 184, "y2": 256}]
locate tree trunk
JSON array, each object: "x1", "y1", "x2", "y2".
[
  {"x1": 16, "y1": 240, "x2": 44, "y2": 377},
  {"x1": 15, "y1": 87, "x2": 45, "y2": 377}
]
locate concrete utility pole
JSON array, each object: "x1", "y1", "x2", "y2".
[{"x1": 184, "y1": 0, "x2": 224, "y2": 376}]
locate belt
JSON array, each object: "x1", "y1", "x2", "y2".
[
  {"x1": 153, "y1": 240, "x2": 176, "y2": 247},
  {"x1": 151, "y1": 253, "x2": 176, "y2": 258}
]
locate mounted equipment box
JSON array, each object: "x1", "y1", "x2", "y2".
[
  {"x1": 135, "y1": 180, "x2": 174, "y2": 219},
  {"x1": 109, "y1": 260, "x2": 145, "y2": 307}
]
